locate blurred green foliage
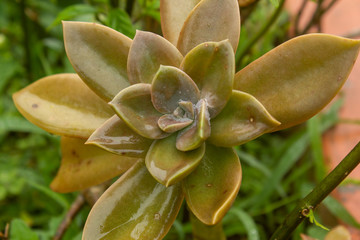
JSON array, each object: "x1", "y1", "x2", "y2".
[{"x1": 1, "y1": 0, "x2": 359, "y2": 239}]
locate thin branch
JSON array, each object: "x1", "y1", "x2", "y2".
[
  {"x1": 19, "y1": 0, "x2": 32, "y2": 81},
  {"x1": 239, "y1": 0, "x2": 260, "y2": 24},
  {"x1": 320, "y1": 0, "x2": 339, "y2": 14},
  {"x1": 53, "y1": 195, "x2": 85, "y2": 240},
  {"x1": 294, "y1": 0, "x2": 308, "y2": 35},
  {"x1": 270, "y1": 141, "x2": 360, "y2": 240},
  {"x1": 0, "y1": 223, "x2": 9, "y2": 240},
  {"x1": 235, "y1": 0, "x2": 286, "y2": 70},
  {"x1": 301, "y1": 0, "x2": 324, "y2": 34},
  {"x1": 126, "y1": 0, "x2": 135, "y2": 16}
]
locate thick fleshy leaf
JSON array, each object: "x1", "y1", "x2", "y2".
[
  {"x1": 63, "y1": 21, "x2": 132, "y2": 101},
  {"x1": 176, "y1": 99, "x2": 210, "y2": 151},
  {"x1": 110, "y1": 83, "x2": 168, "y2": 139},
  {"x1": 146, "y1": 134, "x2": 205, "y2": 187},
  {"x1": 183, "y1": 144, "x2": 241, "y2": 225},
  {"x1": 51, "y1": 137, "x2": 137, "y2": 193},
  {"x1": 158, "y1": 114, "x2": 193, "y2": 133},
  {"x1": 160, "y1": 0, "x2": 201, "y2": 46},
  {"x1": 86, "y1": 115, "x2": 153, "y2": 157},
  {"x1": 12, "y1": 74, "x2": 113, "y2": 139},
  {"x1": 208, "y1": 90, "x2": 281, "y2": 147},
  {"x1": 177, "y1": 0, "x2": 240, "y2": 55},
  {"x1": 127, "y1": 31, "x2": 183, "y2": 84},
  {"x1": 234, "y1": 34, "x2": 360, "y2": 131},
  {"x1": 83, "y1": 161, "x2": 184, "y2": 240},
  {"x1": 179, "y1": 101, "x2": 195, "y2": 119},
  {"x1": 151, "y1": 66, "x2": 200, "y2": 114},
  {"x1": 181, "y1": 40, "x2": 235, "y2": 117}
]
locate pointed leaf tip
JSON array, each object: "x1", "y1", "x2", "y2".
[
  {"x1": 234, "y1": 34, "x2": 360, "y2": 131},
  {"x1": 183, "y1": 144, "x2": 241, "y2": 225}
]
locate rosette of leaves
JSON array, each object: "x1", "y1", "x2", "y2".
[{"x1": 12, "y1": 0, "x2": 360, "y2": 239}]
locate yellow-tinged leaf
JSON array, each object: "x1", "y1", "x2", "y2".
[
  {"x1": 51, "y1": 137, "x2": 138, "y2": 193},
  {"x1": 160, "y1": 0, "x2": 201, "y2": 46},
  {"x1": 183, "y1": 144, "x2": 241, "y2": 225},
  {"x1": 234, "y1": 34, "x2": 360, "y2": 131},
  {"x1": 12, "y1": 74, "x2": 113, "y2": 139},
  {"x1": 127, "y1": 31, "x2": 183, "y2": 84},
  {"x1": 209, "y1": 90, "x2": 280, "y2": 147},
  {"x1": 177, "y1": 0, "x2": 240, "y2": 55},
  {"x1": 63, "y1": 21, "x2": 132, "y2": 101},
  {"x1": 83, "y1": 161, "x2": 184, "y2": 240}
]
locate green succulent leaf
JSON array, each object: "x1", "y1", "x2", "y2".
[
  {"x1": 158, "y1": 114, "x2": 193, "y2": 133},
  {"x1": 86, "y1": 115, "x2": 153, "y2": 158},
  {"x1": 12, "y1": 74, "x2": 113, "y2": 139},
  {"x1": 63, "y1": 21, "x2": 132, "y2": 101},
  {"x1": 208, "y1": 90, "x2": 281, "y2": 147},
  {"x1": 51, "y1": 137, "x2": 137, "y2": 193},
  {"x1": 127, "y1": 31, "x2": 183, "y2": 84},
  {"x1": 160, "y1": 0, "x2": 201, "y2": 46},
  {"x1": 179, "y1": 101, "x2": 195, "y2": 119},
  {"x1": 183, "y1": 144, "x2": 241, "y2": 225},
  {"x1": 177, "y1": 0, "x2": 240, "y2": 55},
  {"x1": 181, "y1": 40, "x2": 235, "y2": 118},
  {"x1": 83, "y1": 161, "x2": 184, "y2": 240},
  {"x1": 110, "y1": 83, "x2": 169, "y2": 139},
  {"x1": 146, "y1": 134, "x2": 205, "y2": 187},
  {"x1": 176, "y1": 99, "x2": 211, "y2": 151},
  {"x1": 151, "y1": 65, "x2": 200, "y2": 114},
  {"x1": 234, "y1": 34, "x2": 360, "y2": 131}
]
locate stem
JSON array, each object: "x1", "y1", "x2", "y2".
[
  {"x1": 125, "y1": 0, "x2": 134, "y2": 16},
  {"x1": 321, "y1": 0, "x2": 339, "y2": 15},
  {"x1": 239, "y1": 0, "x2": 260, "y2": 24},
  {"x1": 270, "y1": 141, "x2": 360, "y2": 240},
  {"x1": 190, "y1": 212, "x2": 226, "y2": 240},
  {"x1": 53, "y1": 195, "x2": 85, "y2": 240},
  {"x1": 19, "y1": 0, "x2": 32, "y2": 81},
  {"x1": 301, "y1": 0, "x2": 324, "y2": 34},
  {"x1": 294, "y1": 0, "x2": 308, "y2": 35},
  {"x1": 235, "y1": 0, "x2": 286, "y2": 70}
]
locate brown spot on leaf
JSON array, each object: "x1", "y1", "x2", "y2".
[
  {"x1": 32, "y1": 103, "x2": 38, "y2": 108},
  {"x1": 71, "y1": 149, "x2": 80, "y2": 158}
]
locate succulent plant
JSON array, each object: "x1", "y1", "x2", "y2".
[{"x1": 12, "y1": 0, "x2": 360, "y2": 239}]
